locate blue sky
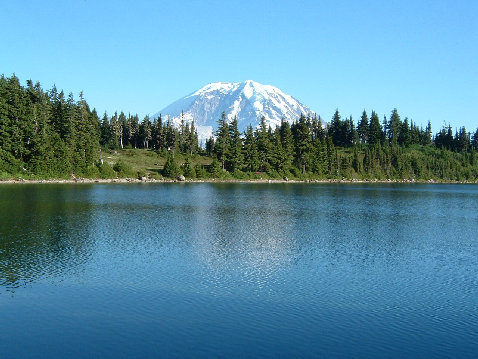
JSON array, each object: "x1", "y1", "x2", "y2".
[{"x1": 1, "y1": 0, "x2": 477, "y2": 132}]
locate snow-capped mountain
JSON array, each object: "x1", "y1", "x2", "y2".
[{"x1": 153, "y1": 80, "x2": 316, "y2": 140}]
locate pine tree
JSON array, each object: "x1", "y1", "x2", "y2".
[
  {"x1": 214, "y1": 111, "x2": 230, "y2": 170},
  {"x1": 269, "y1": 127, "x2": 286, "y2": 173},
  {"x1": 227, "y1": 116, "x2": 243, "y2": 171},
  {"x1": 357, "y1": 110, "x2": 369, "y2": 144},
  {"x1": 352, "y1": 147, "x2": 362, "y2": 174},
  {"x1": 189, "y1": 121, "x2": 198, "y2": 155},
  {"x1": 118, "y1": 111, "x2": 127, "y2": 149},
  {"x1": 178, "y1": 111, "x2": 186, "y2": 152},
  {"x1": 109, "y1": 111, "x2": 122, "y2": 149},
  {"x1": 293, "y1": 114, "x2": 312, "y2": 174},
  {"x1": 279, "y1": 119, "x2": 294, "y2": 171},
  {"x1": 163, "y1": 151, "x2": 180, "y2": 178},
  {"x1": 326, "y1": 137, "x2": 337, "y2": 176},
  {"x1": 423, "y1": 121, "x2": 432, "y2": 146},
  {"x1": 256, "y1": 116, "x2": 272, "y2": 171},
  {"x1": 455, "y1": 127, "x2": 470, "y2": 152},
  {"x1": 328, "y1": 109, "x2": 343, "y2": 146},
  {"x1": 140, "y1": 115, "x2": 152, "y2": 149},
  {"x1": 100, "y1": 112, "x2": 110, "y2": 147},
  {"x1": 369, "y1": 111, "x2": 383, "y2": 145},
  {"x1": 398, "y1": 117, "x2": 411, "y2": 146},
  {"x1": 243, "y1": 125, "x2": 259, "y2": 172},
  {"x1": 150, "y1": 114, "x2": 162, "y2": 150},
  {"x1": 181, "y1": 156, "x2": 196, "y2": 178},
  {"x1": 472, "y1": 128, "x2": 478, "y2": 151},
  {"x1": 348, "y1": 116, "x2": 358, "y2": 146},
  {"x1": 388, "y1": 108, "x2": 401, "y2": 146},
  {"x1": 205, "y1": 136, "x2": 215, "y2": 156},
  {"x1": 165, "y1": 118, "x2": 177, "y2": 150},
  {"x1": 181, "y1": 122, "x2": 191, "y2": 153}
]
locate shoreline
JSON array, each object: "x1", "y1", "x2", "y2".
[{"x1": 0, "y1": 178, "x2": 477, "y2": 185}]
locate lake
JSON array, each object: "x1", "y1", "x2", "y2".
[{"x1": 1, "y1": 183, "x2": 477, "y2": 358}]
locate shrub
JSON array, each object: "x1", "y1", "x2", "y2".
[
  {"x1": 162, "y1": 153, "x2": 180, "y2": 178},
  {"x1": 194, "y1": 164, "x2": 207, "y2": 178},
  {"x1": 181, "y1": 157, "x2": 196, "y2": 178},
  {"x1": 96, "y1": 162, "x2": 117, "y2": 178},
  {"x1": 113, "y1": 160, "x2": 135, "y2": 178}
]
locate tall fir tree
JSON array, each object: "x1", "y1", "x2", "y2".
[
  {"x1": 369, "y1": 111, "x2": 383, "y2": 145},
  {"x1": 357, "y1": 110, "x2": 369, "y2": 144},
  {"x1": 227, "y1": 116, "x2": 243, "y2": 171},
  {"x1": 293, "y1": 114, "x2": 312, "y2": 174},
  {"x1": 243, "y1": 125, "x2": 259, "y2": 172},
  {"x1": 214, "y1": 111, "x2": 230, "y2": 170}
]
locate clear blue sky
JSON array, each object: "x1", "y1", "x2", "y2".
[{"x1": 1, "y1": 0, "x2": 477, "y2": 132}]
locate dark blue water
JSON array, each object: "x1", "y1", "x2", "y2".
[{"x1": 1, "y1": 183, "x2": 477, "y2": 358}]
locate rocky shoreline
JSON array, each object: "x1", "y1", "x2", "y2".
[{"x1": 0, "y1": 177, "x2": 476, "y2": 185}]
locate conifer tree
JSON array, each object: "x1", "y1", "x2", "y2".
[
  {"x1": 214, "y1": 111, "x2": 230, "y2": 170},
  {"x1": 311, "y1": 115, "x2": 325, "y2": 141},
  {"x1": 165, "y1": 118, "x2": 177, "y2": 150},
  {"x1": 357, "y1": 110, "x2": 369, "y2": 144},
  {"x1": 348, "y1": 116, "x2": 358, "y2": 146},
  {"x1": 472, "y1": 128, "x2": 478, "y2": 151},
  {"x1": 269, "y1": 127, "x2": 286, "y2": 173},
  {"x1": 189, "y1": 121, "x2": 198, "y2": 155},
  {"x1": 352, "y1": 147, "x2": 362, "y2": 174},
  {"x1": 328, "y1": 109, "x2": 342, "y2": 146},
  {"x1": 126, "y1": 114, "x2": 139, "y2": 149},
  {"x1": 227, "y1": 116, "x2": 243, "y2": 171},
  {"x1": 118, "y1": 111, "x2": 127, "y2": 149},
  {"x1": 326, "y1": 137, "x2": 337, "y2": 176},
  {"x1": 279, "y1": 119, "x2": 294, "y2": 171},
  {"x1": 256, "y1": 116, "x2": 272, "y2": 171},
  {"x1": 150, "y1": 114, "x2": 162, "y2": 150},
  {"x1": 388, "y1": 108, "x2": 402, "y2": 146},
  {"x1": 100, "y1": 112, "x2": 110, "y2": 147},
  {"x1": 293, "y1": 114, "x2": 312, "y2": 174},
  {"x1": 139, "y1": 115, "x2": 152, "y2": 149},
  {"x1": 369, "y1": 111, "x2": 383, "y2": 145},
  {"x1": 398, "y1": 117, "x2": 411, "y2": 146},
  {"x1": 181, "y1": 156, "x2": 196, "y2": 178},
  {"x1": 163, "y1": 151, "x2": 180, "y2": 178},
  {"x1": 455, "y1": 127, "x2": 470, "y2": 152},
  {"x1": 181, "y1": 122, "x2": 191, "y2": 153},
  {"x1": 109, "y1": 112, "x2": 122, "y2": 149},
  {"x1": 243, "y1": 125, "x2": 259, "y2": 172},
  {"x1": 423, "y1": 121, "x2": 432, "y2": 146},
  {"x1": 205, "y1": 136, "x2": 215, "y2": 156}
]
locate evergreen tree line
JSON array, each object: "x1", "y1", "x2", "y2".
[
  {"x1": 203, "y1": 110, "x2": 478, "y2": 181},
  {"x1": 1, "y1": 74, "x2": 478, "y2": 181},
  {"x1": 0, "y1": 75, "x2": 100, "y2": 177},
  {"x1": 99, "y1": 111, "x2": 198, "y2": 155},
  {"x1": 0, "y1": 75, "x2": 202, "y2": 178}
]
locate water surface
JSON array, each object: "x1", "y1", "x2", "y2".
[{"x1": 1, "y1": 183, "x2": 477, "y2": 357}]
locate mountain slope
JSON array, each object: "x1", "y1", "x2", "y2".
[{"x1": 153, "y1": 80, "x2": 316, "y2": 140}]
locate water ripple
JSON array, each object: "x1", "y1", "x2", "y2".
[{"x1": 1, "y1": 183, "x2": 478, "y2": 357}]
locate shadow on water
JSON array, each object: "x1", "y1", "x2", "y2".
[{"x1": 0, "y1": 185, "x2": 96, "y2": 292}]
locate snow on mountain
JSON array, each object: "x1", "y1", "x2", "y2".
[{"x1": 153, "y1": 80, "x2": 316, "y2": 141}]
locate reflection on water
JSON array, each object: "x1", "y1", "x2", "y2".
[
  {"x1": 1, "y1": 183, "x2": 478, "y2": 357},
  {"x1": 0, "y1": 185, "x2": 95, "y2": 290}
]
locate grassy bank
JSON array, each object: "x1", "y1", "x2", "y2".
[{"x1": 1, "y1": 147, "x2": 477, "y2": 184}]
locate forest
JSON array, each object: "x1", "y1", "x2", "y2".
[{"x1": 1, "y1": 74, "x2": 478, "y2": 181}]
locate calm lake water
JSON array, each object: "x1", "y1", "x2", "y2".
[{"x1": 1, "y1": 183, "x2": 477, "y2": 358}]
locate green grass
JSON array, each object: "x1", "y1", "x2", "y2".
[
  {"x1": 102, "y1": 149, "x2": 214, "y2": 179},
  {"x1": 1, "y1": 147, "x2": 476, "y2": 182}
]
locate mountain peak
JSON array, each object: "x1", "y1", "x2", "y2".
[{"x1": 155, "y1": 80, "x2": 315, "y2": 140}]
